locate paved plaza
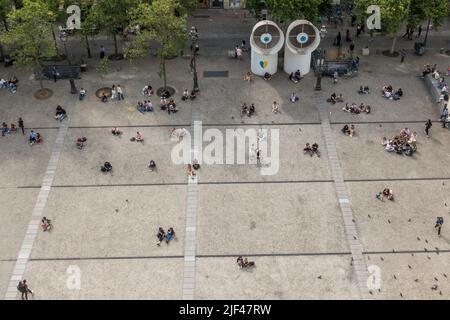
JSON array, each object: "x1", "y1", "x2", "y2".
[{"x1": 1, "y1": 9, "x2": 450, "y2": 300}]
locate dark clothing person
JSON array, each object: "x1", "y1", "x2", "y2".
[
  {"x1": 100, "y1": 46, "x2": 105, "y2": 59},
  {"x1": 435, "y1": 217, "x2": 444, "y2": 236},
  {"x1": 17, "y1": 280, "x2": 32, "y2": 300},
  {"x1": 336, "y1": 32, "x2": 341, "y2": 47},
  {"x1": 52, "y1": 67, "x2": 58, "y2": 83},
  {"x1": 18, "y1": 118, "x2": 24, "y2": 135},
  {"x1": 425, "y1": 119, "x2": 432, "y2": 136}
]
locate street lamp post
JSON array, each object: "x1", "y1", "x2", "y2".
[
  {"x1": 189, "y1": 26, "x2": 199, "y2": 93},
  {"x1": 315, "y1": 51, "x2": 325, "y2": 91}
]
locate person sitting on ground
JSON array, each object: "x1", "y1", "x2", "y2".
[
  {"x1": 166, "y1": 227, "x2": 175, "y2": 244},
  {"x1": 192, "y1": 159, "x2": 200, "y2": 170},
  {"x1": 149, "y1": 160, "x2": 156, "y2": 171},
  {"x1": 422, "y1": 64, "x2": 432, "y2": 77},
  {"x1": 342, "y1": 103, "x2": 352, "y2": 112},
  {"x1": 142, "y1": 85, "x2": 149, "y2": 96},
  {"x1": 272, "y1": 101, "x2": 280, "y2": 114},
  {"x1": 244, "y1": 71, "x2": 252, "y2": 82},
  {"x1": 145, "y1": 100, "x2": 153, "y2": 112},
  {"x1": 358, "y1": 85, "x2": 370, "y2": 94},
  {"x1": 35, "y1": 132, "x2": 42, "y2": 144},
  {"x1": 10, "y1": 123, "x2": 17, "y2": 132},
  {"x1": 240, "y1": 103, "x2": 248, "y2": 116},
  {"x1": 385, "y1": 140, "x2": 395, "y2": 152},
  {"x1": 137, "y1": 101, "x2": 145, "y2": 113},
  {"x1": 348, "y1": 124, "x2": 355, "y2": 137},
  {"x1": 101, "y1": 92, "x2": 108, "y2": 103},
  {"x1": 335, "y1": 94, "x2": 344, "y2": 102},
  {"x1": 303, "y1": 142, "x2": 313, "y2": 156},
  {"x1": 55, "y1": 105, "x2": 67, "y2": 122},
  {"x1": 111, "y1": 127, "x2": 122, "y2": 135},
  {"x1": 382, "y1": 188, "x2": 394, "y2": 201},
  {"x1": 135, "y1": 131, "x2": 143, "y2": 142},
  {"x1": 76, "y1": 137, "x2": 87, "y2": 149},
  {"x1": 29, "y1": 130, "x2": 37, "y2": 145},
  {"x1": 0, "y1": 78, "x2": 7, "y2": 88},
  {"x1": 187, "y1": 164, "x2": 196, "y2": 178},
  {"x1": 364, "y1": 105, "x2": 371, "y2": 114},
  {"x1": 236, "y1": 256, "x2": 244, "y2": 269},
  {"x1": 182, "y1": 89, "x2": 190, "y2": 101},
  {"x1": 79, "y1": 88, "x2": 87, "y2": 100},
  {"x1": 156, "y1": 227, "x2": 166, "y2": 246},
  {"x1": 312, "y1": 143, "x2": 320, "y2": 157},
  {"x1": 160, "y1": 97, "x2": 168, "y2": 110},
  {"x1": 101, "y1": 161, "x2": 112, "y2": 173},
  {"x1": 289, "y1": 72, "x2": 299, "y2": 84},
  {"x1": 168, "y1": 99, "x2": 178, "y2": 114},
  {"x1": 342, "y1": 124, "x2": 350, "y2": 135},
  {"x1": 381, "y1": 137, "x2": 388, "y2": 146},
  {"x1": 248, "y1": 103, "x2": 255, "y2": 117},
  {"x1": 263, "y1": 72, "x2": 272, "y2": 81},
  {"x1": 294, "y1": 69, "x2": 302, "y2": 81},
  {"x1": 290, "y1": 92, "x2": 299, "y2": 103},
  {"x1": 41, "y1": 217, "x2": 51, "y2": 231},
  {"x1": 327, "y1": 92, "x2": 337, "y2": 104}
]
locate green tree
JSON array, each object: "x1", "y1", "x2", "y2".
[
  {"x1": 355, "y1": 0, "x2": 411, "y2": 55},
  {"x1": 0, "y1": 0, "x2": 15, "y2": 60},
  {"x1": 244, "y1": 0, "x2": 268, "y2": 19},
  {"x1": 412, "y1": 0, "x2": 449, "y2": 46},
  {"x1": 267, "y1": 0, "x2": 323, "y2": 24},
  {"x1": 0, "y1": 0, "x2": 57, "y2": 89},
  {"x1": 86, "y1": 0, "x2": 139, "y2": 57},
  {"x1": 125, "y1": 0, "x2": 187, "y2": 90},
  {"x1": 0, "y1": 0, "x2": 15, "y2": 30}
]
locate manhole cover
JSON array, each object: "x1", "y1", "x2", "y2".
[
  {"x1": 96, "y1": 87, "x2": 112, "y2": 98},
  {"x1": 34, "y1": 88, "x2": 53, "y2": 100}
]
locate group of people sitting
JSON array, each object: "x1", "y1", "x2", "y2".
[
  {"x1": 382, "y1": 85, "x2": 403, "y2": 100},
  {"x1": 0, "y1": 76, "x2": 18, "y2": 94},
  {"x1": 342, "y1": 102, "x2": 371, "y2": 114},
  {"x1": 137, "y1": 100, "x2": 154, "y2": 114},
  {"x1": 160, "y1": 97, "x2": 178, "y2": 114},
  {"x1": 101, "y1": 161, "x2": 113, "y2": 173},
  {"x1": 1, "y1": 122, "x2": 17, "y2": 136},
  {"x1": 55, "y1": 105, "x2": 67, "y2": 122},
  {"x1": 358, "y1": 85, "x2": 370, "y2": 94},
  {"x1": 29, "y1": 130, "x2": 42, "y2": 145},
  {"x1": 327, "y1": 93, "x2": 344, "y2": 104},
  {"x1": 303, "y1": 142, "x2": 320, "y2": 157},
  {"x1": 376, "y1": 188, "x2": 394, "y2": 201},
  {"x1": 156, "y1": 227, "x2": 176, "y2": 246},
  {"x1": 111, "y1": 127, "x2": 122, "y2": 136},
  {"x1": 182, "y1": 89, "x2": 198, "y2": 101},
  {"x1": 76, "y1": 137, "x2": 87, "y2": 149},
  {"x1": 236, "y1": 256, "x2": 255, "y2": 269},
  {"x1": 341, "y1": 124, "x2": 356, "y2": 137},
  {"x1": 241, "y1": 103, "x2": 256, "y2": 117},
  {"x1": 289, "y1": 70, "x2": 302, "y2": 83},
  {"x1": 141, "y1": 84, "x2": 154, "y2": 96},
  {"x1": 381, "y1": 127, "x2": 417, "y2": 156}
]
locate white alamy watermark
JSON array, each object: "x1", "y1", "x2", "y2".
[
  {"x1": 366, "y1": 265, "x2": 381, "y2": 290},
  {"x1": 366, "y1": 5, "x2": 381, "y2": 30},
  {"x1": 66, "y1": 265, "x2": 81, "y2": 290},
  {"x1": 66, "y1": 5, "x2": 81, "y2": 30},
  {"x1": 171, "y1": 121, "x2": 280, "y2": 176}
]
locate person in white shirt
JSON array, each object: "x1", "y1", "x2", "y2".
[{"x1": 271, "y1": 101, "x2": 280, "y2": 113}]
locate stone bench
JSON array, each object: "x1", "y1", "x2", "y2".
[{"x1": 424, "y1": 74, "x2": 441, "y2": 104}]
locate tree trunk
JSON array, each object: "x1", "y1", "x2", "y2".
[
  {"x1": 51, "y1": 28, "x2": 60, "y2": 56},
  {"x1": 0, "y1": 44, "x2": 4, "y2": 62},
  {"x1": 162, "y1": 55, "x2": 167, "y2": 90},
  {"x1": 85, "y1": 35, "x2": 92, "y2": 58},
  {"x1": 423, "y1": 17, "x2": 431, "y2": 47},
  {"x1": 113, "y1": 32, "x2": 118, "y2": 56},
  {"x1": 3, "y1": 18, "x2": 9, "y2": 31},
  {"x1": 390, "y1": 36, "x2": 397, "y2": 55}
]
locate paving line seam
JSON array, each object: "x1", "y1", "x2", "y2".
[{"x1": 315, "y1": 92, "x2": 373, "y2": 300}]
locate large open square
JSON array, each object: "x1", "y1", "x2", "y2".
[{"x1": 1, "y1": 1, "x2": 450, "y2": 301}]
